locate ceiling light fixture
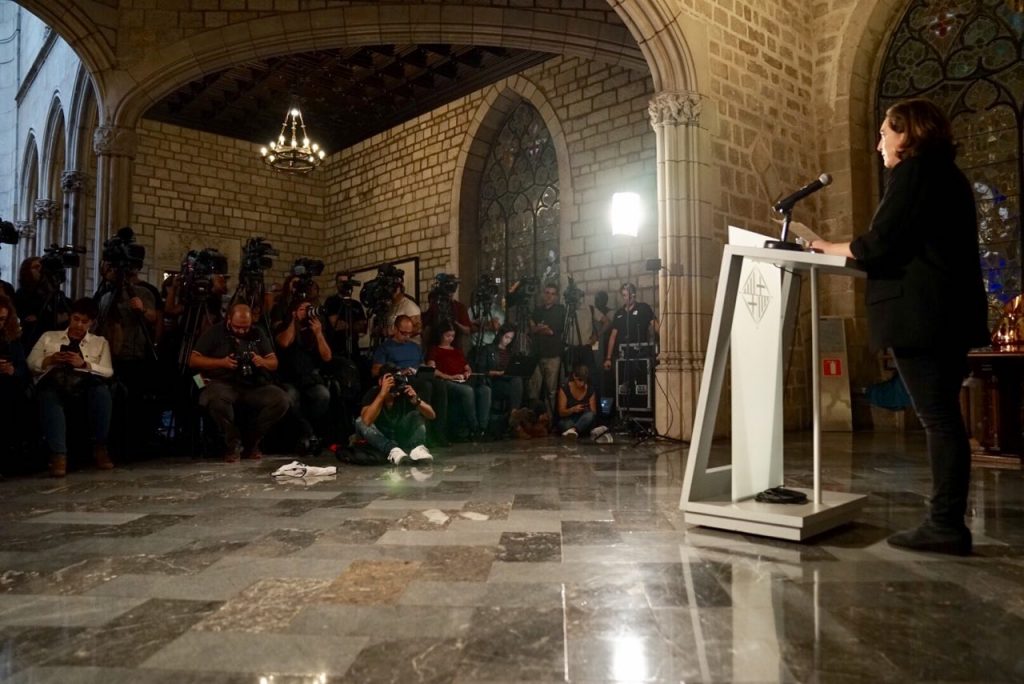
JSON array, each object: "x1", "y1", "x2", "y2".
[{"x1": 259, "y1": 108, "x2": 326, "y2": 174}]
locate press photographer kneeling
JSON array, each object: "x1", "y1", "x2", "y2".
[
  {"x1": 27, "y1": 298, "x2": 114, "y2": 477},
  {"x1": 357, "y1": 363, "x2": 434, "y2": 465},
  {"x1": 189, "y1": 302, "x2": 289, "y2": 462}
]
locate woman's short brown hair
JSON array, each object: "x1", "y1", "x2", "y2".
[{"x1": 885, "y1": 98, "x2": 955, "y2": 160}]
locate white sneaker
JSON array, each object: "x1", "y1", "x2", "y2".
[
  {"x1": 409, "y1": 445, "x2": 434, "y2": 461},
  {"x1": 562, "y1": 427, "x2": 578, "y2": 438},
  {"x1": 596, "y1": 433, "x2": 614, "y2": 444},
  {"x1": 388, "y1": 447, "x2": 409, "y2": 465},
  {"x1": 591, "y1": 426, "x2": 609, "y2": 439}
]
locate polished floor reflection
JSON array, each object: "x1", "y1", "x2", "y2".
[{"x1": 1, "y1": 431, "x2": 1023, "y2": 683}]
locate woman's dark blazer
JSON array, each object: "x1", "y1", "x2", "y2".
[{"x1": 850, "y1": 147, "x2": 990, "y2": 352}]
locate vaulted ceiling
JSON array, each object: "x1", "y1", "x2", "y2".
[{"x1": 145, "y1": 44, "x2": 553, "y2": 155}]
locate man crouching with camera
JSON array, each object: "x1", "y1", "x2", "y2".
[
  {"x1": 356, "y1": 363, "x2": 435, "y2": 465},
  {"x1": 190, "y1": 302, "x2": 289, "y2": 462},
  {"x1": 27, "y1": 298, "x2": 114, "y2": 477}
]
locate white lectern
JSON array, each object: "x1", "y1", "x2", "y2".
[{"x1": 680, "y1": 242, "x2": 868, "y2": 540}]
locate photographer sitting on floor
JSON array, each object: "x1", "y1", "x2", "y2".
[
  {"x1": 189, "y1": 302, "x2": 289, "y2": 462},
  {"x1": 27, "y1": 297, "x2": 114, "y2": 477},
  {"x1": 356, "y1": 363, "x2": 434, "y2": 465}
]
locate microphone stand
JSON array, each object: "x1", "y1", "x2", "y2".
[{"x1": 764, "y1": 207, "x2": 803, "y2": 251}]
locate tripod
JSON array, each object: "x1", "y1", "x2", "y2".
[{"x1": 230, "y1": 271, "x2": 271, "y2": 335}]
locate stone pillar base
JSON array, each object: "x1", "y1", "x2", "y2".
[{"x1": 655, "y1": 364, "x2": 701, "y2": 441}]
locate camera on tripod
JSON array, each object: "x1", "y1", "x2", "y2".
[
  {"x1": 359, "y1": 263, "x2": 404, "y2": 315},
  {"x1": 472, "y1": 273, "x2": 500, "y2": 307},
  {"x1": 564, "y1": 275, "x2": 584, "y2": 308},
  {"x1": 507, "y1": 276, "x2": 539, "y2": 307},
  {"x1": 241, "y1": 237, "x2": 278, "y2": 277},
  {"x1": 431, "y1": 272, "x2": 460, "y2": 299},
  {"x1": 41, "y1": 243, "x2": 86, "y2": 286},
  {"x1": 335, "y1": 272, "x2": 362, "y2": 297},
  {"x1": 102, "y1": 227, "x2": 145, "y2": 273},
  {"x1": 180, "y1": 248, "x2": 229, "y2": 302},
  {"x1": 291, "y1": 258, "x2": 324, "y2": 302},
  {"x1": 0, "y1": 218, "x2": 19, "y2": 245}
]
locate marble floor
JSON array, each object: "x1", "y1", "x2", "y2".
[{"x1": 0, "y1": 431, "x2": 1023, "y2": 683}]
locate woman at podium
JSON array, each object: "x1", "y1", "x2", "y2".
[{"x1": 810, "y1": 98, "x2": 988, "y2": 556}]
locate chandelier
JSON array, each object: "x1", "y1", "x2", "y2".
[{"x1": 259, "y1": 108, "x2": 325, "y2": 174}]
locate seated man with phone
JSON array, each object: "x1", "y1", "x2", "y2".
[{"x1": 27, "y1": 298, "x2": 114, "y2": 477}]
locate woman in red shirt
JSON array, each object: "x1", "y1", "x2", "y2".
[{"x1": 426, "y1": 323, "x2": 492, "y2": 441}]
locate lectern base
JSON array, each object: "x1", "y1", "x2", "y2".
[{"x1": 683, "y1": 488, "x2": 867, "y2": 541}]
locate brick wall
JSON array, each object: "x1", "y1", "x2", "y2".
[
  {"x1": 323, "y1": 54, "x2": 658, "y2": 311},
  {"x1": 131, "y1": 119, "x2": 325, "y2": 292}
]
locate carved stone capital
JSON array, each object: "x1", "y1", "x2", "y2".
[
  {"x1": 33, "y1": 199, "x2": 58, "y2": 222},
  {"x1": 61, "y1": 170, "x2": 88, "y2": 194},
  {"x1": 648, "y1": 91, "x2": 703, "y2": 127},
  {"x1": 93, "y1": 125, "x2": 137, "y2": 158},
  {"x1": 14, "y1": 220, "x2": 34, "y2": 239}
]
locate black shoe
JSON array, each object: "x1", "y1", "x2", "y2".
[{"x1": 887, "y1": 521, "x2": 972, "y2": 556}]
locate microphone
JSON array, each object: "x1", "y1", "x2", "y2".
[{"x1": 772, "y1": 173, "x2": 832, "y2": 213}]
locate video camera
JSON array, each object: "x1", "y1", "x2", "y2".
[
  {"x1": 335, "y1": 272, "x2": 361, "y2": 297},
  {"x1": 102, "y1": 227, "x2": 145, "y2": 273},
  {"x1": 359, "y1": 263, "x2": 404, "y2": 316},
  {"x1": 291, "y1": 258, "x2": 324, "y2": 303},
  {"x1": 0, "y1": 218, "x2": 18, "y2": 245},
  {"x1": 472, "y1": 273, "x2": 500, "y2": 308},
  {"x1": 430, "y1": 272, "x2": 460, "y2": 299},
  {"x1": 564, "y1": 275, "x2": 585, "y2": 308},
  {"x1": 507, "y1": 276, "x2": 539, "y2": 307},
  {"x1": 41, "y1": 243, "x2": 86, "y2": 286},
  {"x1": 179, "y1": 248, "x2": 229, "y2": 302},
  {"x1": 240, "y1": 237, "x2": 278, "y2": 277}
]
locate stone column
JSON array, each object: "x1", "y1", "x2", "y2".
[
  {"x1": 62, "y1": 170, "x2": 89, "y2": 294},
  {"x1": 13, "y1": 220, "x2": 34, "y2": 266},
  {"x1": 92, "y1": 125, "x2": 137, "y2": 277},
  {"x1": 33, "y1": 199, "x2": 59, "y2": 249},
  {"x1": 649, "y1": 91, "x2": 714, "y2": 441}
]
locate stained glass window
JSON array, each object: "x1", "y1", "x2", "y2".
[
  {"x1": 877, "y1": 0, "x2": 1024, "y2": 321},
  {"x1": 478, "y1": 101, "x2": 560, "y2": 291}
]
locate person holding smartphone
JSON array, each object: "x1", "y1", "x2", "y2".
[{"x1": 27, "y1": 298, "x2": 114, "y2": 477}]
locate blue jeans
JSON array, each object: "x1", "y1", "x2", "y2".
[
  {"x1": 355, "y1": 414, "x2": 426, "y2": 454},
  {"x1": 558, "y1": 411, "x2": 595, "y2": 435},
  {"x1": 37, "y1": 384, "x2": 112, "y2": 455},
  {"x1": 445, "y1": 380, "x2": 491, "y2": 434},
  {"x1": 892, "y1": 348, "x2": 971, "y2": 528}
]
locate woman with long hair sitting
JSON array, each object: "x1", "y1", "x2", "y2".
[{"x1": 426, "y1": 322, "x2": 491, "y2": 441}]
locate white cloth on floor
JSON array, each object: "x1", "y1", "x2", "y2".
[{"x1": 271, "y1": 461, "x2": 337, "y2": 478}]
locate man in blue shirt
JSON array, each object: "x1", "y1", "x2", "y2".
[{"x1": 371, "y1": 315, "x2": 449, "y2": 446}]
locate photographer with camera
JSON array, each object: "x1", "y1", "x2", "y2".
[
  {"x1": 371, "y1": 314, "x2": 450, "y2": 447},
  {"x1": 423, "y1": 273, "x2": 471, "y2": 353},
  {"x1": 27, "y1": 297, "x2": 114, "y2": 477},
  {"x1": 469, "y1": 273, "x2": 503, "y2": 351},
  {"x1": 231, "y1": 237, "x2": 278, "y2": 335},
  {"x1": 527, "y1": 282, "x2": 565, "y2": 415},
  {"x1": 190, "y1": 302, "x2": 289, "y2": 462},
  {"x1": 272, "y1": 258, "x2": 337, "y2": 454},
  {"x1": 357, "y1": 363, "x2": 434, "y2": 465},
  {"x1": 324, "y1": 272, "x2": 368, "y2": 360},
  {"x1": 162, "y1": 248, "x2": 230, "y2": 369}
]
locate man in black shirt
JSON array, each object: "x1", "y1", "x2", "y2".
[
  {"x1": 603, "y1": 282, "x2": 659, "y2": 370},
  {"x1": 528, "y1": 283, "x2": 565, "y2": 413},
  {"x1": 324, "y1": 272, "x2": 368, "y2": 359},
  {"x1": 275, "y1": 300, "x2": 334, "y2": 452},
  {"x1": 190, "y1": 303, "x2": 289, "y2": 462},
  {"x1": 356, "y1": 363, "x2": 435, "y2": 464}
]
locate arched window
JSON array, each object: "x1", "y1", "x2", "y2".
[
  {"x1": 477, "y1": 100, "x2": 560, "y2": 290},
  {"x1": 877, "y1": 0, "x2": 1024, "y2": 316}
]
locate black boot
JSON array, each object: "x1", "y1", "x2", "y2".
[{"x1": 887, "y1": 520, "x2": 972, "y2": 556}]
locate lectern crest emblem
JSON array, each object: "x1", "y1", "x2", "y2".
[{"x1": 741, "y1": 266, "x2": 771, "y2": 323}]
